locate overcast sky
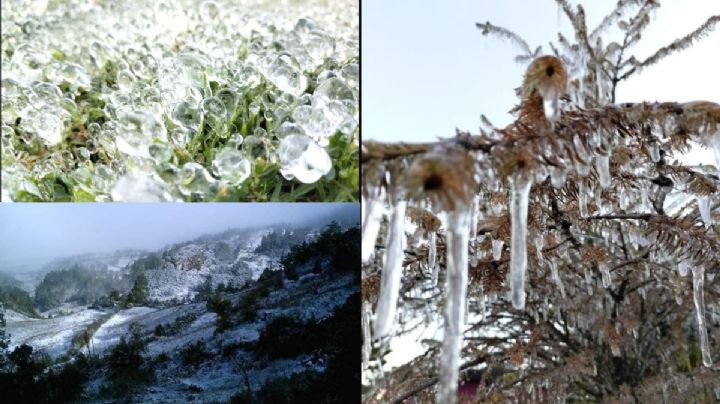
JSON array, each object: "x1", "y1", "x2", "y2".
[
  {"x1": 363, "y1": 0, "x2": 720, "y2": 147},
  {"x1": 0, "y1": 203, "x2": 357, "y2": 272}
]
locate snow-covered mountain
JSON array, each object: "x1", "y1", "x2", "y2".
[{"x1": 143, "y1": 228, "x2": 279, "y2": 302}]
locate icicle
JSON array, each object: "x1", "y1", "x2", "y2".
[
  {"x1": 697, "y1": 196, "x2": 712, "y2": 227},
  {"x1": 691, "y1": 265, "x2": 712, "y2": 367},
  {"x1": 578, "y1": 180, "x2": 588, "y2": 217},
  {"x1": 534, "y1": 235, "x2": 544, "y2": 263},
  {"x1": 549, "y1": 260, "x2": 565, "y2": 299},
  {"x1": 362, "y1": 198, "x2": 384, "y2": 263},
  {"x1": 595, "y1": 154, "x2": 611, "y2": 188},
  {"x1": 437, "y1": 209, "x2": 471, "y2": 404},
  {"x1": 640, "y1": 185, "x2": 651, "y2": 213},
  {"x1": 646, "y1": 142, "x2": 660, "y2": 162},
  {"x1": 492, "y1": 239, "x2": 504, "y2": 261},
  {"x1": 543, "y1": 96, "x2": 560, "y2": 122},
  {"x1": 428, "y1": 231, "x2": 438, "y2": 286},
  {"x1": 678, "y1": 261, "x2": 689, "y2": 277},
  {"x1": 550, "y1": 166, "x2": 567, "y2": 188},
  {"x1": 362, "y1": 300, "x2": 372, "y2": 370},
  {"x1": 600, "y1": 263, "x2": 611, "y2": 288},
  {"x1": 374, "y1": 200, "x2": 407, "y2": 339},
  {"x1": 584, "y1": 267, "x2": 594, "y2": 296},
  {"x1": 509, "y1": 174, "x2": 532, "y2": 310},
  {"x1": 469, "y1": 195, "x2": 479, "y2": 242}
]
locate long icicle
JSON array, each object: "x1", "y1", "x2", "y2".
[
  {"x1": 428, "y1": 231, "x2": 438, "y2": 286},
  {"x1": 361, "y1": 300, "x2": 372, "y2": 370},
  {"x1": 691, "y1": 265, "x2": 712, "y2": 367},
  {"x1": 509, "y1": 174, "x2": 533, "y2": 310},
  {"x1": 362, "y1": 196, "x2": 385, "y2": 263},
  {"x1": 437, "y1": 209, "x2": 471, "y2": 404},
  {"x1": 374, "y1": 200, "x2": 407, "y2": 339}
]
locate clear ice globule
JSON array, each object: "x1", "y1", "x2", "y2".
[
  {"x1": 509, "y1": 174, "x2": 532, "y2": 310},
  {"x1": 691, "y1": 265, "x2": 712, "y2": 367},
  {"x1": 374, "y1": 200, "x2": 407, "y2": 339},
  {"x1": 437, "y1": 209, "x2": 471, "y2": 404}
]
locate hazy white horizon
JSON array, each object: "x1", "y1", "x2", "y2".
[{"x1": 0, "y1": 203, "x2": 358, "y2": 273}]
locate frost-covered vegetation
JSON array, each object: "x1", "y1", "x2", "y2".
[
  {"x1": 1, "y1": 0, "x2": 358, "y2": 202},
  {"x1": 362, "y1": 2, "x2": 719, "y2": 403},
  {"x1": 2, "y1": 215, "x2": 360, "y2": 402}
]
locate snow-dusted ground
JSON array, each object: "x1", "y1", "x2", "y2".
[
  {"x1": 5, "y1": 308, "x2": 107, "y2": 357},
  {"x1": 5, "y1": 267, "x2": 356, "y2": 402},
  {"x1": 90, "y1": 306, "x2": 158, "y2": 352}
]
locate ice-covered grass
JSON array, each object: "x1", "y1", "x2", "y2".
[
  {"x1": 1, "y1": 0, "x2": 358, "y2": 203},
  {"x1": 5, "y1": 307, "x2": 107, "y2": 357}
]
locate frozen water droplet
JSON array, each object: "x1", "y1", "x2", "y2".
[
  {"x1": 277, "y1": 121, "x2": 306, "y2": 138},
  {"x1": 216, "y1": 88, "x2": 238, "y2": 117},
  {"x1": 200, "y1": 96, "x2": 227, "y2": 119},
  {"x1": 116, "y1": 70, "x2": 135, "y2": 92},
  {"x1": 178, "y1": 162, "x2": 216, "y2": 197},
  {"x1": 199, "y1": 0, "x2": 220, "y2": 19},
  {"x1": 315, "y1": 77, "x2": 355, "y2": 104},
  {"x1": 278, "y1": 134, "x2": 332, "y2": 183},
  {"x1": 171, "y1": 101, "x2": 201, "y2": 130},
  {"x1": 264, "y1": 54, "x2": 307, "y2": 96},
  {"x1": 212, "y1": 148, "x2": 252, "y2": 186},
  {"x1": 35, "y1": 113, "x2": 63, "y2": 146}
]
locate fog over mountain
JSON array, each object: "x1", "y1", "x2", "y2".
[{"x1": 0, "y1": 203, "x2": 358, "y2": 274}]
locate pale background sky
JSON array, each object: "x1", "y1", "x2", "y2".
[
  {"x1": 362, "y1": 0, "x2": 720, "y2": 143},
  {"x1": 0, "y1": 203, "x2": 358, "y2": 272}
]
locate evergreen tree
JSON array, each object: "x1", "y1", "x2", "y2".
[{"x1": 127, "y1": 273, "x2": 149, "y2": 306}]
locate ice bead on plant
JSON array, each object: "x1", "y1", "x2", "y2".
[
  {"x1": 178, "y1": 162, "x2": 217, "y2": 197},
  {"x1": 212, "y1": 147, "x2": 252, "y2": 186},
  {"x1": 278, "y1": 134, "x2": 332, "y2": 183},
  {"x1": 171, "y1": 100, "x2": 201, "y2": 131},
  {"x1": 111, "y1": 171, "x2": 174, "y2": 202},
  {"x1": 32, "y1": 112, "x2": 63, "y2": 146},
  {"x1": 263, "y1": 54, "x2": 308, "y2": 96}
]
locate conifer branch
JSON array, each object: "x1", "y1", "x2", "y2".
[{"x1": 619, "y1": 15, "x2": 720, "y2": 81}]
